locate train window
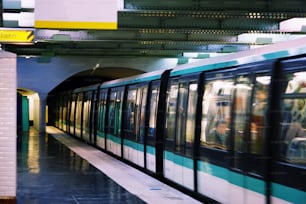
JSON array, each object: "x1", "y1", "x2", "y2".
[
  {"x1": 97, "y1": 90, "x2": 107, "y2": 134},
  {"x1": 125, "y1": 89, "x2": 137, "y2": 138},
  {"x1": 124, "y1": 85, "x2": 148, "y2": 143},
  {"x1": 250, "y1": 76, "x2": 270, "y2": 155},
  {"x1": 201, "y1": 79, "x2": 233, "y2": 150},
  {"x1": 233, "y1": 75, "x2": 270, "y2": 155},
  {"x1": 185, "y1": 82, "x2": 198, "y2": 154},
  {"x1": 165, "y1": 81, "x2": 179, "y2": 142},
  {"x1": 279, "y1": 71, "x2": 306, "y2": 165},
  {"x1": 108, "y1": 89, "x2": 124, "y2": 136},
  {"x1": 138, "y1": 86, "x2": 148, "y2": 143},
  {"x1": 148, "y1": 85, "x2": 160, "y2": 139},
  {"x1": 176, "y1": 82, "x2": 188, "y2": 153},
  {"x1": 232, "y1": 76, "x2": 252, "y2": 152}
]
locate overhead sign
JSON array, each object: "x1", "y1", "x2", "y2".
[
  {"x1": 0, "y1": 29, "x2": 34, "y2": 43},
  {"x1": 35, "y1": 0, "x2": 118, "y2": 30}
]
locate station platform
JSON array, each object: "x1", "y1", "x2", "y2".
[{"x1": 17, "y1": 126, "x2": 202, "y2": 204}]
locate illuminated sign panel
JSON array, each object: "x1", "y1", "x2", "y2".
[
  {"x1": 35, "y1": 0, "x2": 118, "y2": 29},
  {"x1": 0, "y1": 30, "x2": 34, "y2": 43}
]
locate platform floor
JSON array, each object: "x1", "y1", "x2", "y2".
[{"x1": 17, "y1": 127, "x2": 201, "y2": 204}]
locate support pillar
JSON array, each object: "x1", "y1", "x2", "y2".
[
  {"x1": 0, "y1": 51, "x2": 17, "y2": 203},
  {"x1": 38, "y1": 93, "x2": 48, "y2": 133}
]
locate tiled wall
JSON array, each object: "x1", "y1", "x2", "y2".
[{"x1": 0, "y1": 51, "x2": 16, "y2": 201}]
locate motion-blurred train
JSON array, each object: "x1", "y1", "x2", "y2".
[{"x1": 51, "y1": 37, "x2": 306, "y2": 204}]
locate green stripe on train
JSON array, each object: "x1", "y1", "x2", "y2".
[
  {"x1": 106, "y1": 134, "x2": 121, "y2": 144},
  {"x1": 170, "y1": 60, "x2": 238, "y2": 77},
  {"x1": 197, "y1": 160, "x2": 305, "y2": 202},
  {"x1": 123, "y1": 139, "x2": 144, "y2": 152},
  {"x1": 198, "y1": 160, "x2": 264, "y2": 195},
  {"x1": 97, "y1": 131, "x2": 104, "y2": 138},
  {"x1": 146, "y1": 145, "x2": 155, "y2": 155},
  {"x1": 271, "y1": 182, "x2": 306, "y2": 204},
  {"x1": 164, "y1": 151, "x2": 194, "y2": 169}
]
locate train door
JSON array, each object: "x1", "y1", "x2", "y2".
[
  {"x1": 96, "y1": 89, "x2": 108, "y2": 149},
  {"x1": 269, "y1": 58, "x2": 306, "y2": 204},
  {"x1": 146, "y1": 81, "x2": 160, "y2": 173},
  {"x1": 75, "y1": 92, "x2": 83, "y2": 139},
  {"x1": 123, "y1": 83, "x2": 148, "y2": 167},
  {"x1": 107, "y1": 87, "x2": 124, "y2": 157},
  {"x1": 62, "y1": 94, "x2": 69, "y2": 132},
  {"x1": 164, "y1": 75, "x2": 199, "y2": 190},
  {"x1": 197, "y1": 70, "x2": 234, "y2": 203},
  {"x1": 55, "y1": 94, "x2": 60, "y2": 128},
  {"x1": 68, "y1": 93, "x2": 77, "y2": 135},
  {"x1": 82, "y1": 91, "x2": 94, "y2": 143},
  {"x1": 229, "y1": 63, "x2": 272, "y2": 204}
]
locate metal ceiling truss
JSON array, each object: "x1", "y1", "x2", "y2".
[{"x1": 4, "y1": 0, "x2": 306, "y2": 57}]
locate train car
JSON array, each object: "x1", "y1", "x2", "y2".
[
  {"x1": 55, "y1": 90, "x2": 72, "y2": 133},
  {"x1": 63, "y1": 85, "x2": 99, "y2": 143},
  {"x1": 97, "y1": 69, "x2": 169, "y2": 173},
  {"x1": 53, "y1": 37, "x2": 306, "y2": 204},
  {"x1": 161, "y1": 37, "x2": 306, "y2": 203}
]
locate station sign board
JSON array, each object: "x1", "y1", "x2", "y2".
[
  {"x1": 35, "y1": 0, "x2": 118, "y2": 30},
  {"x1": 0, "y1": 29, "x2": 34, "y2": 43}
]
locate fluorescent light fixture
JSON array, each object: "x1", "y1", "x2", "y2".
[
  {"x1": 280, "y1": 18, "x2": 306, "y2": 32},
  {"x1": 183, "y1": 52, "x2": 229, "y2": 58},
  {"x1": 238, "y1": 33, "x2": 306, "y2": 44},
  {"x1": 249, "y1": 45, "x2": 269, "y2": 49},
  {"x1": 183, "y1": 52, "x2": 209, "y2": 58},
  {"x1": 256, "y1": 76, "x2": 271, "y2": 85},
  {"x1": 177, "y1": 57, "x2": 189, "y2": 64},
  {"x1": 183, "y1": 52, "x2": 200, "y2": 58},
  {"x1": 19, "y1": 12, "x2": 35, "y2": 27},
  {"x1": 294, "y1": 71, "x2": 306, "y2": 82},
  {"x1": 3, "y1": 12, "x2": 34, "y2": 27},
  {"x1": 117, "y1": 0, "x2": 124, "y2": 10},
  {"x1": 190, "y1": 84, "x2": 198, "y2": 91},
  {"x1": 3, "y1": 13, "x2": 19, "y2": 21}
]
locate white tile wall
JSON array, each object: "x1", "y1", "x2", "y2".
[{"x1": 0, "y1": 52, "x2": 16, "y2": 197}]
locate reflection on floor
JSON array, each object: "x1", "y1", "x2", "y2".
[{"x1": 17, "y1": 128, "x2": 145, "y2": 204}]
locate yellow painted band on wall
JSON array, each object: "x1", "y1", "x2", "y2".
[{"x1": 35, "y1": 21, "x2": 118, "y2": 30}]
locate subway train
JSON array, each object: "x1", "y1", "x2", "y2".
[{"x1": 52, "y1": 37, "x2": 306, "y2": 204}]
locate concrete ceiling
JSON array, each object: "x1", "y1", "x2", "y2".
[{"x1": 3, "y1": 0, "x2": 306, "y2": 58}]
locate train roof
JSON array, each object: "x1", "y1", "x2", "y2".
[
  {"x1": 73, "y1": 83, "x2": 101, "y2": 93},
  {"x1": 170, "y1": 37, "x2": 306, "y2": 77},
  {"x1": 100, "y1": 68, "x2": 167, "y2": 89}
]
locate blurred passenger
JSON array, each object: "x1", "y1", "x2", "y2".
[
  {"x1": 208, "y1": 120, "x2": 229, "y2": 148},
  {"x1": 251, "y1": 87, "x2": 268, "y2": 154}
]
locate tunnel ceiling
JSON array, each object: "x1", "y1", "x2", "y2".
[
  {"x1": 3, "y1": 0, "x2": 306, "y2": 58},
  {"x1": 50, "y1": 67, "x2": 145, "y2": 93}
]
